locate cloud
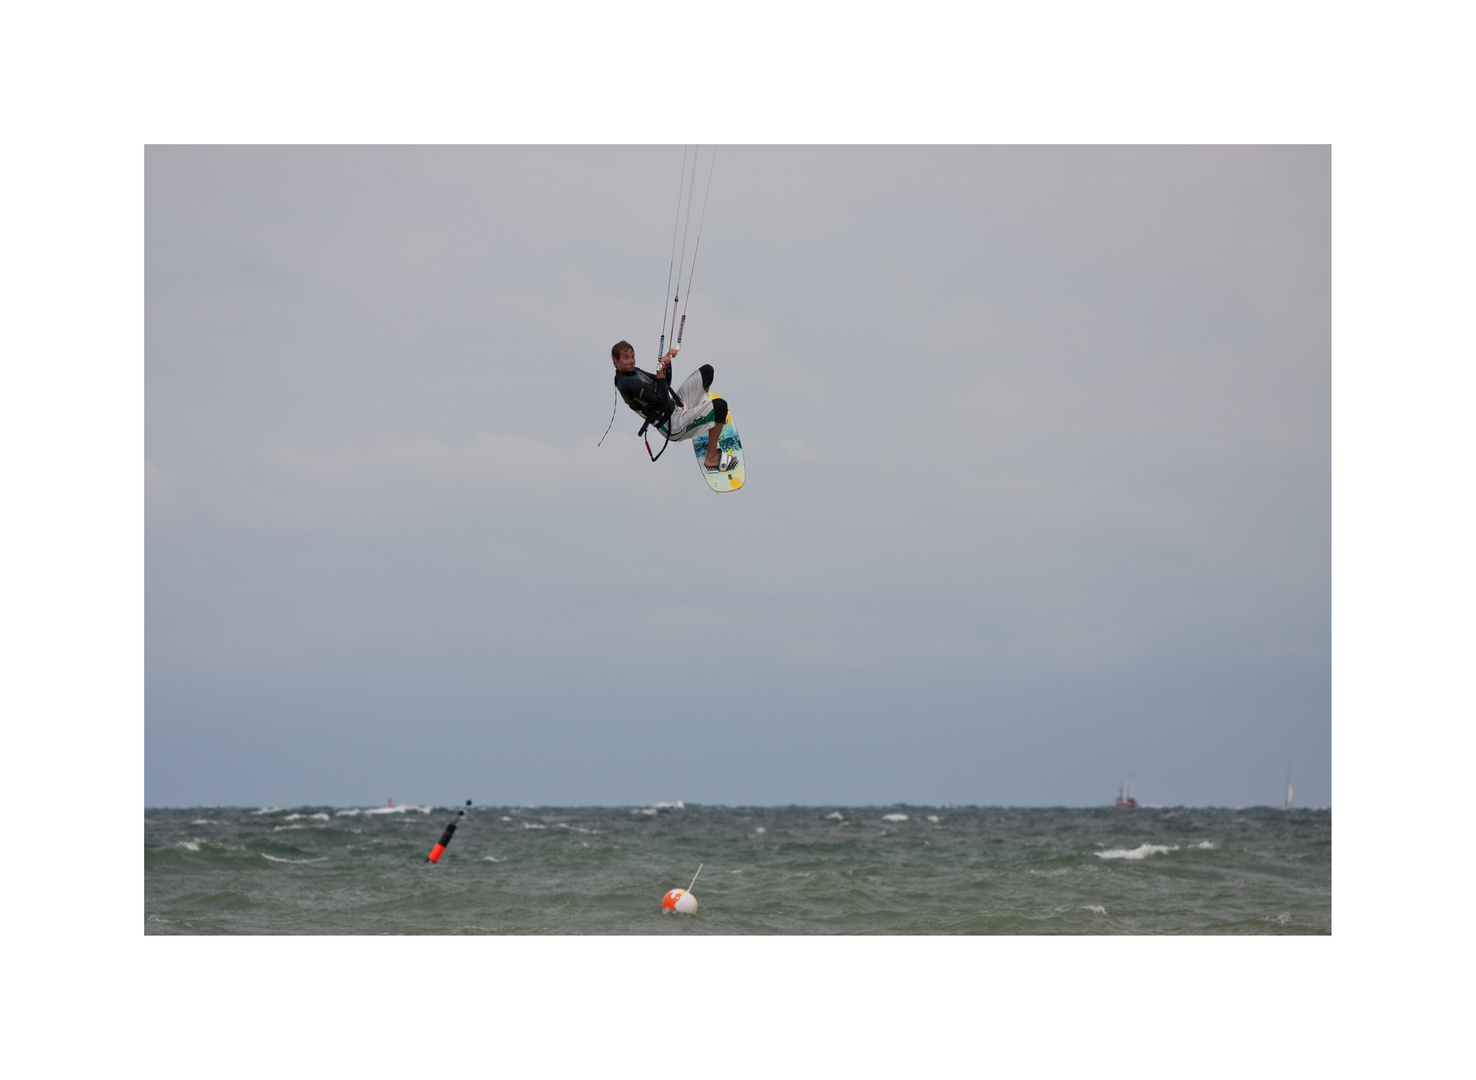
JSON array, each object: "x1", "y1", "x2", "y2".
[{"x1": 145, "y1": 146, "x2": 1330, "y2": 806}]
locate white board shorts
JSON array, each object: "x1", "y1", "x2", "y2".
[{"x1": 659, "y1": 369, "x2": 721, "y2": 443}]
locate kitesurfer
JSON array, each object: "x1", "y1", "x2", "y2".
[{"x1": 610, "y1": 340, "x2": 733, "y2": 471}]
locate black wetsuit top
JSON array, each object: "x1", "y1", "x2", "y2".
[{"x1": 614, "y1": 367, "x2": 678, "y2": 429}]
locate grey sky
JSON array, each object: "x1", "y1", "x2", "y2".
[{"x1": 145, "y1": 145, "x2": 1329, "y2": 808}]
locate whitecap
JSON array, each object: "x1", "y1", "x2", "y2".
[
  {"x1": 251, "y1": 807, "x2": 283, "y2": 815},
  {"x1": 335, "y1": 809, "x2": 361, "y2": 817},
  {"x1": 191, "y1": 819, "x2": 218, "y2": 825},
  {"x1": 632, "y1": 808, "x2": 657, "y2": 816},
  {"x1": 825, "y1": 812, "x2": 844, "y2": 820},
  {"x1": 273, "y1": 824, "x2": 306, "y2": 831},
  {"x1": 523, "y1": 822, "x2": 547, "y2": 829},
  {"x1": 310, "y1": 813, "x2": 331, "y2": 821},
  {"x1": 176, "y1": 840, "x2": 200, "y2": 852},
  {"x1": 500, "y1": 816, "x2": 513, "y2": 821},
  {"x1": 754, "y1": 827, "x2": 766, "y2": 834},
  {"x1": 652, "y1": 800, "x2": 685, "y2": 810},
  {"x1": 284, "y1": 813, "x2": 303, "y2": 821},
  {"x1": 882, "y1": 813, "x2": 908, "y2": 822},
  {"x1": 261, "y1": 853, "x2": 327, "y2": 864},
  {"x1": 926, "y1": 815, "x2": 940, "y2": 823},
  {"x1": 1194, "y1": 841, "x2": 1217, "y2": 850},
  {"x1": 1095, "y1": 843, "x2": 1179, "y2": 860},
  {"x1": 481, "y1": 855, "x2": 501, "y2": 862},
  {"x1": 1082, "y1": 905, "x2": 1107, "y2": 915},
  {"x1": 365, "y1": 804, "x2": 432, "y2": 815}
]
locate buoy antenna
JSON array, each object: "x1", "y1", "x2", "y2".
[{"x1": 687, "y1": 862, "x2": 704, "y2": 893}]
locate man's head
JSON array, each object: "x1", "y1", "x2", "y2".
[{"x1": 611, "y1": 340, "x2": 636, "y2": 373}]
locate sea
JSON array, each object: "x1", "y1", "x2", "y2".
[{"x1": 144, "y1": 803, "x2": 1330, "y2": 934}]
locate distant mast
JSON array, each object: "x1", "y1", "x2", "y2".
[
  {"x1": 1280, "y1": 762, "x2": 1293, "y2": 810},
  {"x1": 1115, "y1": 776, "x2": 1138, "y2": 809}
]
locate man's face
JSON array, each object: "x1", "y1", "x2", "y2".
[{"x1": 613, "y1": 347, "x2": 637, "y2": 373}]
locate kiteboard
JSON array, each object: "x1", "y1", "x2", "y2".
[{"x1": 692, "y1": 393, "x2": 744, "y2": 492}]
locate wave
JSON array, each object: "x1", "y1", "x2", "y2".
[
  {"x1": 881, "y1": 813, "x2": 908, "y2": 822},
  {"x1": 1095, "y1": 843, "x2": 1179, "y2": 860},
  {"x1": 160, "y1": 840, "x2": 249, "y2": 857},
  {"x1": 261, "y1": 853, "x2": 328, "y2": 864}
]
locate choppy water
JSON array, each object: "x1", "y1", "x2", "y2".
[{"x1": 144, "y1": 804, "x2": 1329, "y2": 934}]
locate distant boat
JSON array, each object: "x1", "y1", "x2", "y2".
[
  {"x1": 1115, "y1": 777, "x2": 1139, "y2": 809},
  {"x1": 1280, "y1": 762, "x2": 1293, "y2": 810}
]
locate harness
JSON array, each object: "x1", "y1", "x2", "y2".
[
  {"x1": 637, "y1": 416, "x2": 671, "y2": 462},
  {"x1": 636, "y1": 389, "x2": 680, "y2": 462},
  {"x1": 616, "y1": 367, "x2": 682, "y2": 462}
]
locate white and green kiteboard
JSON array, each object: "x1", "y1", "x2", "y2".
[{"x1": 691, "y1": 393, "x2": 744, "y2": 492}]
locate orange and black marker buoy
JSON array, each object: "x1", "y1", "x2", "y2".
[{"x1": 427, "y1": 800, "x2": 472, "y2": 863}]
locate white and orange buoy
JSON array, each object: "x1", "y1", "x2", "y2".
[{"x1": 661, "y1": 863, "x2": 703, "y2": 914}]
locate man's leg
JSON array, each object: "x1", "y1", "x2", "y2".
[
  {"x1": 703, "y1": 398, "x2": 729, "y2": 468},
  {"x1": 676, "y1": 367, "x2": 710, "y2": 408}
]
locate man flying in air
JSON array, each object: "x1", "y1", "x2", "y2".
[{"x1": 610, "y1": 340, "x2": 735, "y2": 472}]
